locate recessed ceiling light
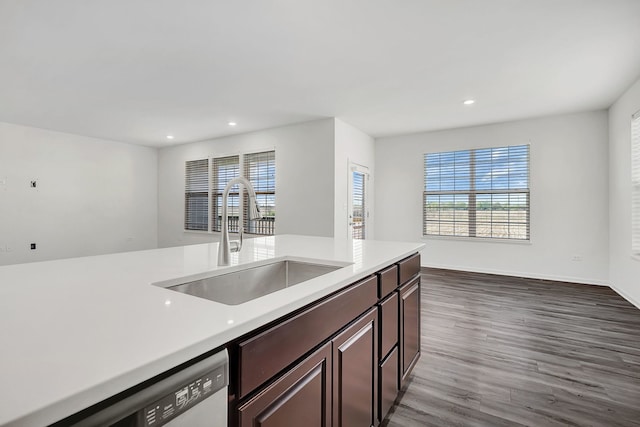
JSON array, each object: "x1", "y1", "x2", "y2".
[
  {"x1": 228, "y1": 122, "x2": 237, "y2": 127},
  {"x1": 463, "y1": 99, "x2": 475, "y2": 105},
  {"x1": 166, "y1": 135, "x2": 175, "y2": 140}
]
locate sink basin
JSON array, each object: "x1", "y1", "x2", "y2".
[{"x1": 166, "y1": 260, "x2": 344, "y2": 305}]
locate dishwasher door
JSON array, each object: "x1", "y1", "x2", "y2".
[
  {"x1": 160, "y1": 393, "x2": 226, "y2": 426},
  {"x1": 71, "y1": 349, "x2": 228, "y2": 427}
]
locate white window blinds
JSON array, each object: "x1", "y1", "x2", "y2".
[
  {"x1": 184, "y1": 150, "x2": 275, "y2": 235},
  {"x1": 632, "y1": 112, "x2": 640, "y2": 256},
  {"x1": 352, "y1": 171, "x2": 366, "y2": 239},
  {"x1": 211, "y1": 155, "x2": 240, "y2": 233},
  {"x1": 424, "y1": 144, "x2": 530, "y2": 240},
  {"x1": 184, "y1": 159, "x2": 209, "y2": 231},
  {"x1": 244, "y1": 151, "x2": 276, "y2": 235}
]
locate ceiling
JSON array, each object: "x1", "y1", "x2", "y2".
[{"x1": 1, "y1": 0, "x2": 640, "y2": 147}]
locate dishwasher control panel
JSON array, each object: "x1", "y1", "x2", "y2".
[{"x1": 141, "y1": 365, "x2": 226, "y2": 426}]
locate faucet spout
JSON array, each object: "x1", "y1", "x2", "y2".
[{"x1": 218, "y1": 177, "x2": 263, "y2": 266}]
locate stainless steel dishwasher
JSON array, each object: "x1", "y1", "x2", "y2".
[{"x1": 71, "y1": 349, "x2": 228, "y2": 427}]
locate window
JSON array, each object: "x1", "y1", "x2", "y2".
[
  {"x1": 424, "y1": 144, "x2": 530, "y2": 240},
  {"x1": 632, "y1": 112, "x2": 640, "y2": 257},
  {"x1": 244, "y1": 151, "x2": 276, "y2": 235},
  {"x1": 184, "y1": 159, "x2": 209, "y2": 231},
  {"x1": 184, "y1": 150, "x2": 276, "y2": 235},
  {"x1": 212, "y1": 155, "x2": 240, "y2": 233}
]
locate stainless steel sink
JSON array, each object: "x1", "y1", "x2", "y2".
[{"x1": 166, "y1": 260, "x2": 344, "y2": 305}]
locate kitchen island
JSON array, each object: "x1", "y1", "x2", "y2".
[{"x1": 0, "y1": 235, "x2": 423, "y2": 426}]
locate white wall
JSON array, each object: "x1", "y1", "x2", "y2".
[
  {"x1": 0, "y1": 122, "x2": 158, "y2": 265},
  {"x1": 609, "y1": 75, "x2": 640, "y2": 308},
  {"x1": 334, "y1": 119, "x2": 376, "y2": 239},
  {"x1": 158, "y1": 119, "x2": 336, "y2": 248},
  {"x1": 375, "y1": 112, "x2": 610, "y2": 285}
]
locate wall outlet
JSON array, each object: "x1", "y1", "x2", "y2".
[
  {"x1": 571, "y1": 255, "x2": 583, "y2": 262},
  {"x1": 30, "y1": 243, "x2": 36, "y2": 250}
]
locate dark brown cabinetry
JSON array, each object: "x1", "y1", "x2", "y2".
[
  {"x1": 377, "y1": 292, "x2": 399, "y2": 422},
  {"x1": 332, "y1": 308, "x2": 378, "y2": 427},
  {"x1": 231, "y1": 252, "x2": 421, "y2": 427},
  {"x1": 237, "y1": 276, "x2": 377, "y2": 399},
  {"x1": 399, "y1": 276, "x2": 420, "y2": 387},
  {"x1": 237, "y1": 308, "x2": 378, "y2": 427},
  {"x1": 237, "y1": 342, "x2": 332, "y2": 427},
  {"x1": 376, "y1": 253, "x2": 421, "y2": 422},
  {"x1": 379, "y1": 346, "x2": 399, "y2": 420},
  {"x1": 378, "y1": 264, "x2": 398, "y2": 299},
  {"x1": 379, "y1": 292, "x2": 398, "y2": 359},
  {"x1": 398, "y1": 253, "x2": 420, "y2": 285}
]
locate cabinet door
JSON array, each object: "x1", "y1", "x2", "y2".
[
  {"x1": 399, "y1": 277, "x2": 420, "y2": 388},
  {"x1": 237, "y1": 342, "x2": 331, "y2": 427},
  {"x1": 332, "y1": 307, "x2": 378, "y2": 427},
  {"x1": 379, "y1": 346, "x2": 399, "y2": 422}
]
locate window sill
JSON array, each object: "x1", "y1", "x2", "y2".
[
  {"x1": 183, "y1": 230, "x2": 234, "y2": 236},
  {"x1": 422, "y1": 235, "x2": 532, "y2": 245},
  {"x1": 184, "y1": 230, "x2": 274, "y2": 237},
  {"x1": 184, "y1": 230, "x2": 211, "y2": 235}
]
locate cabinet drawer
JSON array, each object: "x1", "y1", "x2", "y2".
[
  {"x1": 378, "y1": 265, "x2": 398, "y2": 299},
  {"x1": 238, "y1": 275, "x2": 378, "y2": 398},
  {"x1": 398, "y1": 253, "x2": 420, "y2": 284},
  {"x1": 379, "y1": 292, "x2": 398, "y2": 359}
]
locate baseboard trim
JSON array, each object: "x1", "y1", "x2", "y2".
[
  {"x1": 421, "y1": 262, "x2": 609, "y2": 287},
  {"x1": 609, "y1": 284, "x2": 640, "y2": 310}
]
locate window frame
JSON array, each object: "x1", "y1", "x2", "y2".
[
  {"x1": 243, "y1": 150, "x2": 276, "y2": 236},
  {"x1": 183, "y1": 149, "x2": 276, "y2": 236},
  {"x1": 423, "y1": 144, "x2": 530, "y2": 242},
  {"x1": 184, "y1": 158, "x2": 210, "y2": 232},
  {"x1": 349, "y1": 162, "x2": 369, "y2": 240},
  {"x1": 211, "y1": 155, "x2": 241, "y2": 233}
]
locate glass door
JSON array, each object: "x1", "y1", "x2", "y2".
[{"x1": 349, "y1": 163, "x2": 369, "y2": 240}]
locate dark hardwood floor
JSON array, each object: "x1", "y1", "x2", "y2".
[{"x1": 384, "y1": 268, "x2": 640, "y2": 427}]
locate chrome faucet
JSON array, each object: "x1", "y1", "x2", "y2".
[{"x1": 218, "y1": 176, "x2": 263, "y2": 266}]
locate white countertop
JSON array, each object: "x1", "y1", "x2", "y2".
[{"x1": 0, "y1": 235, "x2": 423, "y2": 426}]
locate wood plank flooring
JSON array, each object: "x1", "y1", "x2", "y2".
[{"x1": 384, "y1": 268, "x2": 640, "y2": 427}]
